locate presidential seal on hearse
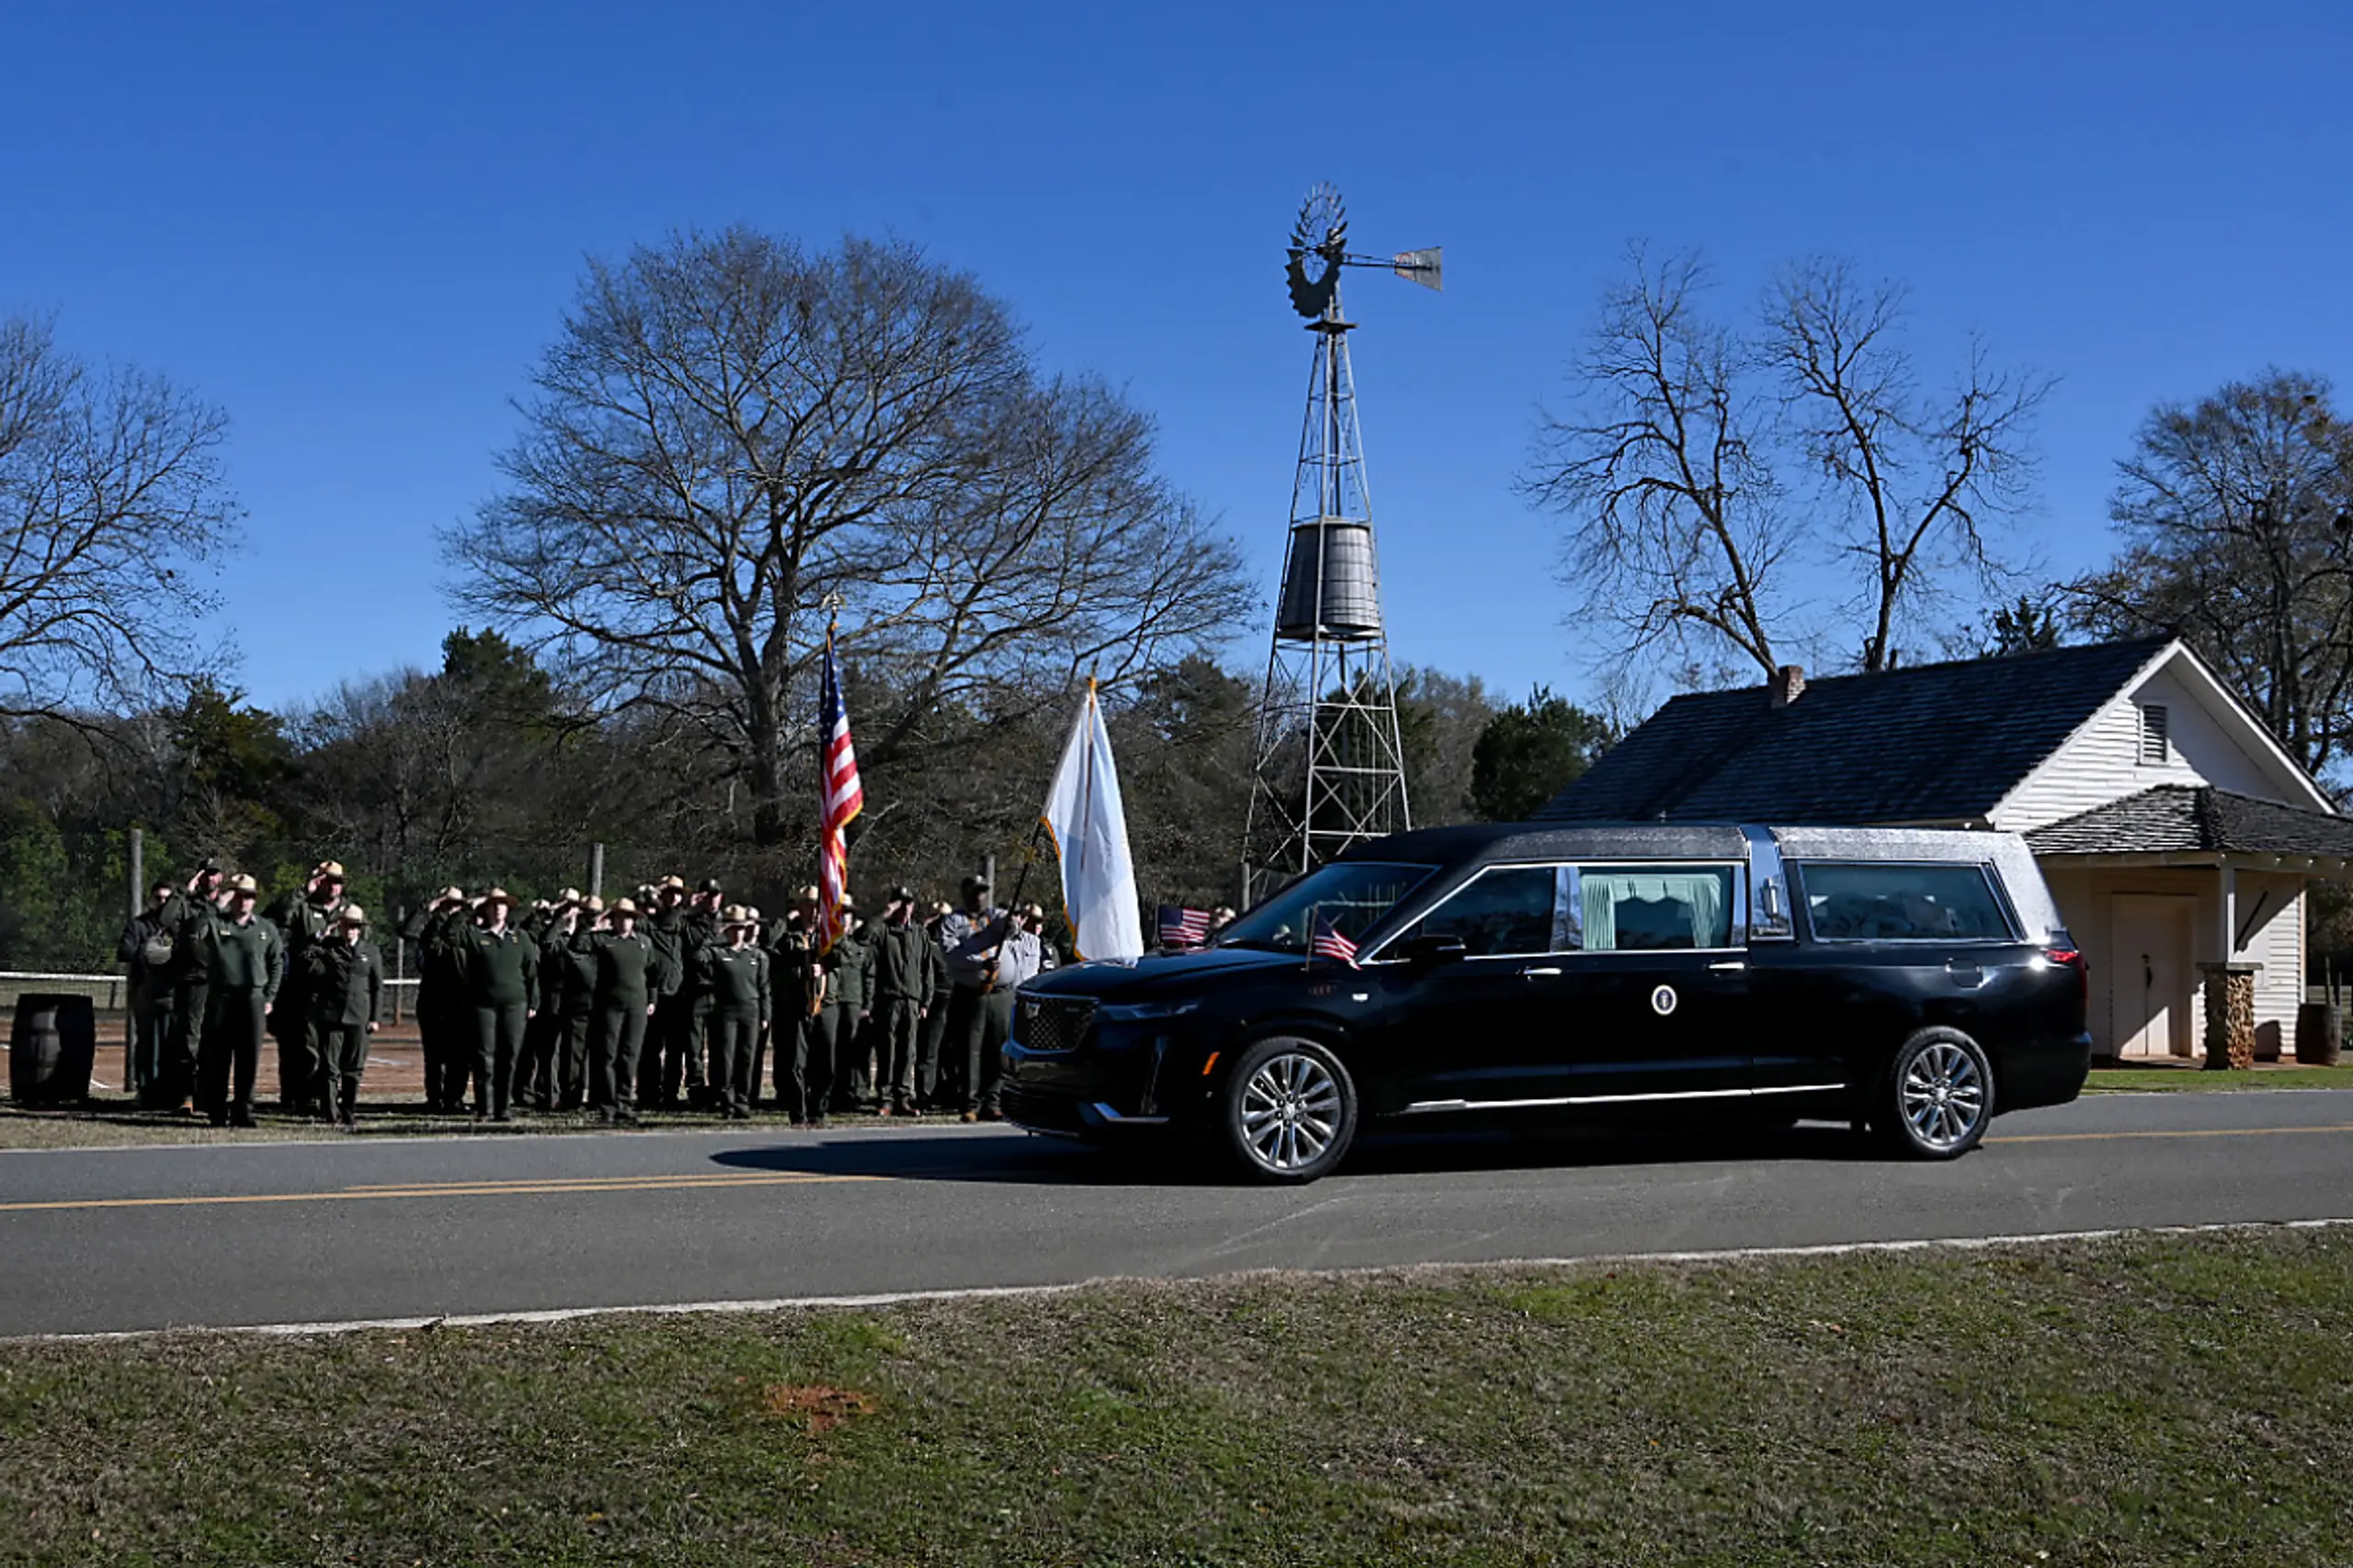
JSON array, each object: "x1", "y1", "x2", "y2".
[{"x1": 999, "y1": 823, "x2": 2092, "y2": 1184}]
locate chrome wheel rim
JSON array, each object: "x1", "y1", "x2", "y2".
[
  {"x1": 1900, "y1": 1041, "x2": 1985, "y2": 1150},
  {"x1": 1239, "y1": 1052, "x2": 1344, "y2": 1171}
]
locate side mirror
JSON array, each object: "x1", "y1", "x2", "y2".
[{"x1": 1399, "y1": 934, "x2": 1468, "y2": 966}]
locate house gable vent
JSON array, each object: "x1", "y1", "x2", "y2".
[{"x1": 2140, "y1": 703, "x2": 2170, "y2": 763}]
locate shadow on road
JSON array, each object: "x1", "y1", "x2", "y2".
[{"x1": 708, "y1": 1119, "x2": 1881, "y2": 1187}]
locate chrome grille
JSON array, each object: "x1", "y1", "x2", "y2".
[{"x1": 1016, "y1": 994, "x2": 1096, "y2": 1054}]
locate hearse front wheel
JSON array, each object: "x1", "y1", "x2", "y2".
[
  {"x1": 1868, "y1": 1027, "x2": 1995, "y2": 1159},
  {"x1": 1216, "y1": 1036, "x2": 1358, "y2": 1185}
]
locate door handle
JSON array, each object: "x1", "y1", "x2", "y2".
[
  {"x1": 1522, "y1": 966, "x2": 1563, "y2": 978},
  {"x1": 1708, "y1": 960, "x2": 1747, "y2": 972}
]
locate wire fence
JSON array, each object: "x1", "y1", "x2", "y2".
[{"x1": 0, "y1": 972, "x2": 422, "y2": 1020}]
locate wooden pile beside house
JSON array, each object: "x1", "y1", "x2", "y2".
[{"x1": 1540, "y1": 638, "x2": 2353, "y2": 1063}]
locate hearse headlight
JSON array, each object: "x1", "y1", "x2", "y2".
[{"x1": 1097, "y1": 999, "x2": 1201, "y2": 1024}]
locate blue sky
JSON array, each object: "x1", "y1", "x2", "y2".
[{"x1": 6, "y1": 0, "x2": 2348, "y2": 714}]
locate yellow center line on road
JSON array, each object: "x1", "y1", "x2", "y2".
[
  {"x1": 0, "y1": 1173, "x2": 881, "y2": 1214},
  {"x1": 1988, "y1": 1123, "x2": 2353, "y2": 1145}
]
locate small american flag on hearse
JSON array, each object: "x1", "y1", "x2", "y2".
[{"x1": 1158, "y1": 904, "x2": 1212, "y2": 950}]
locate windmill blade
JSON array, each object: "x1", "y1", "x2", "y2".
[{"x1": 1392, "y1": 247, "x2": 1443, "y2": 291}]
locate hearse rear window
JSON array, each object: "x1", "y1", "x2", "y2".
[{"x1": 1796, "y1": 862, "x2": 2014, "y2": 942}]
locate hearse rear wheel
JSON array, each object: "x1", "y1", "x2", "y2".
[
  {"x1": 1867, "y1": 1027, "x2": 1995, "y2": 1160},
  {"x1": 1216, "y1": 1036, "x2": 1358, "y2": 1185}
]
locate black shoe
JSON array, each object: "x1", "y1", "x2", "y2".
[
  {"x1": 617, "y1": 1107, "x2": 641, "y2": 1125},
  {"x1": 490, "y1": 1110, "x2": 513, "y2": 1123},
  {"x1": 229, "y1": 1110, "x2": 256, "y2": 1129}
]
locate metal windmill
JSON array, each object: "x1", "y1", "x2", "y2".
[{"x1": 1243, "y1": 183, "x2": 1442, "y2": 903}]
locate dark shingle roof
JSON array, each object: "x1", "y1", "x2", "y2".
[
  {"x1": 2025, "y1": 786, "x2": 2353, "y2": 858},
  {"x1": 1539, "y1": 639, "x2": 2174, "y2": 824}
]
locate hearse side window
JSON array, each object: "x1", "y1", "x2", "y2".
[
  {"x1": 1795, "y1": 862, "x2": 2015, "y2": 941},
  {"x1": 1406, "y1": 866, "x2": 1560, "y2": 957},
  {"x1": 1578, "y1": 865, "x2": 1736, "y2": 951}
]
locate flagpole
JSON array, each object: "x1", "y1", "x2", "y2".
[{"x1": 984, "y1": 672, "x2": 1090, "y2": 988}]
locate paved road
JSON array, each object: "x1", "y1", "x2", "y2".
[{"x1": 6, "y1": 1091, "x2": 2353, "y2": 1337}]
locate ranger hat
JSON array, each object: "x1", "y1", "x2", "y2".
[
  {"x1": 962, "y1": 873, "x2": 990, "y2": 893},
  {"x1": 658, "y1": 874, "x2": 687, "y2": 892},
  {"x1": 438, "y1": 885, "x2": 465, "y2": 904},
  {"x1": 313, "y1": 860, "x2": 347, "y2": 881},
  {"x1": 610, "y1": 897, "x2": 639, "y2": 916},
  {"x1": 797, "y1": 884, "x2": 820, "y2": 903},
  {"x1": 582, "y1": 894, "x2": 606, "y2": 915},
  {"x1": 338, "y1": 904, "x2": 367, "y2": 926},
  {"x1": 477, "y1": 887, "x2": 515, "y2": 909},
  {"x1": 745, "y1": 904, "x2": 762, "y2": 922},
  {"x1": 227, "y1": 873, "x2": 258, "y2": 896},
  {"x1": 557, "y1": 887, "x2": 583, "y2": 905},
  {"x1": 722, "y1": 903, "x2": 751, "y2": 924}
]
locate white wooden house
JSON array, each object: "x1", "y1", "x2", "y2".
[{"x1": 1539, "y1": 638, "x2": 2353, "y2": 1062}]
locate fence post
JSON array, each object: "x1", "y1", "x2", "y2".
[
  {"x1": 392, "y1": 905, "x2": 406, "y2": 1025},
  {"x1": 587, "y1": 842, "x2": 605, "y2": 901}
]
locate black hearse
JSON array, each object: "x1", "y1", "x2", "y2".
[{"x1": 1001, "y1": 824, "x2": 2091, "y2": 1183}]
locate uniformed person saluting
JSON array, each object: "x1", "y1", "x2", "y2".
[
  {"x1": 195, "y1": 874, "x2": 284, "y2": 1128},
  {"x1": 546, "y1": 895, "x2": 600, "y2": 1111},
  {"x1": 869, "y1": 887, "x2": 943, "y2": 1117},
  {"x1": 118, "y1": 881, "x2": 177, "y2": 1108},
  {"x1": 302, "y1": 904, "x2": 382, "y2": 1127},
  {"x1": 158, "y1": 859, "x2": 226, "y2": 1117},
  {"x1": 699, "y1": 906, "x2": 768, "y2": 1119},
  {"x1": 406, "y1": 888, "x2": 472, "y2": 1114},
  {"x1": 265, "y1": 860, "x2": 347, "y2": 1113},
  {"x1": 456, "y1": 887, "x2": 538, "y2": 1122},
  {"x1": 585, "y1": 896, "x2": 655, "y2": 1124}
]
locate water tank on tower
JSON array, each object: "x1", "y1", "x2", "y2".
[{"x1": 1275, "y1": 518, "x2": 1383, "y2": 641}]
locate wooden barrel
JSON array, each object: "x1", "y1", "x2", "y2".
[
  {"x1": 2295, "y1": 1002, "x2": 2342, "y2": 1067},
  {"x1": 7, "y1": 993, "x2": 97, "y2": 1105}
]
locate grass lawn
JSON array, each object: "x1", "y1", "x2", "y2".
[
  {"x1": 2086, "y1": 1065, "x2": 2353, "y2": 1093},
  {"x1": 3, "y1": 1228, "x2": 2349, "y2": 1566}
]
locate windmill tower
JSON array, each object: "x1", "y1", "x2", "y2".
[{"x1": 1243, "y1": 184, "x2": 1442, "y2": 903}]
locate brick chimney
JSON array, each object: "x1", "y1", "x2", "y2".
[{"x1": 1768, "y1": 665, "x2": 1806, "y2": 710}]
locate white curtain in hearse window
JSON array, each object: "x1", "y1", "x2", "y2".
[{"x1": 1579, "y1": 867, "x2": 1733, "y2": 951}]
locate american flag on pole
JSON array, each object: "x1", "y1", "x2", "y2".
[
  {"x1": 1310, "y1": 911, "x2": 1358, "y2": 967},
  {"x1": 817, "y1": 630, "x2": 862, "y2": 952},
  {"x1": 1158, "y1": 904, "x2": 1211, "y2": 950}
]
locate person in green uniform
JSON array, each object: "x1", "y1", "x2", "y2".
[
  {"x1": 159, "y1": 860, "x2": 225, "y2": 1116},
  {"x1": 118, "y1": 881, "x2": 177, "y2": 1108},
  {"x1": 586, "y1": 896, "x2": 655, "y2": 1124},
  {"x1": 819, "y1": 900, "x2": 873, "y2": 1114},
  {"x1": 697, "y1": 905, "x2": 768, "y2": 1119},
  {"x1": 196, "y1": 874, "x2": 284, "y2": 1128},
  {"x1": 265, "y1": 860, "x2": 347, "y2": 1113},
  {"x1": 917, "y1": 899, "x2": 956, "y2": 1111},
  {"x1": 641, "y1": 876, "x2": 689, "y2": 1110},
  {"x1": 303, "y1": 903, "x2": 382, "y2": 1127},
  {"x1": 766, "y1": 895, "x2": 821, "y2": 1118},
  {"x1": 674, "y1": 878, "x2": 724, "y2": 1107},
  {"x1": 517, "y1": 889, "x2": 583, "y2": 1110},
  {"x1": 870, "y1": 887, "x2": 942, "y2": 1117},
  {"x1": 456, "y1": 887, "x2": 539, "y2": 1122},
  {"x1": 545, "y1": 895, "x2": 599, "y2": 1111},
  {"x1": 404, "y1": 890, "x2": 463, "y2": 1112}
]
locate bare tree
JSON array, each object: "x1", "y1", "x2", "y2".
[
  {"x1": 1765, "y1": 259, "x2": 2048, "y2": 672},
  {"x1": 1521, "y1": 249, "x2": 1790, "y2": 680},
  {"x1": 447, "y1": 230, "x2": 1253, "y2": 847},
  {"x1": 0, "y1": 313, "x2": 236, "y2": 718},
  {"x1": 2074, "y1": 370, "x2": 2353, "y2": 778},
  {"x1": 1522, "y1": 249, "x2": 2045, "y2": 680}
]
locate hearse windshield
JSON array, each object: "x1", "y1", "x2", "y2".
[{"x1": 1216, "y1": 861, "x2": 1438, "y2": 954}]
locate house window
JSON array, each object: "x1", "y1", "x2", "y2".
[{"x1": 2140, "y1": 704, "x2": 2169, "y2": 763}]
